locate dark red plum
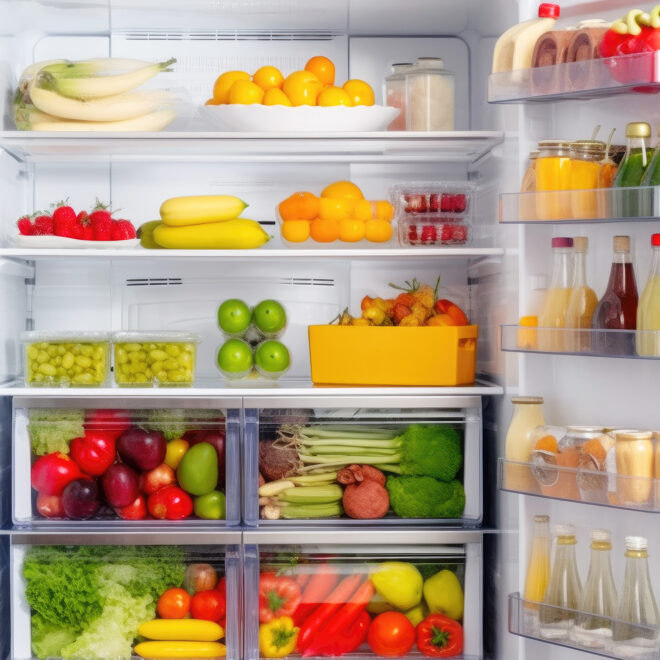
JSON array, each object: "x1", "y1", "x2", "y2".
[
  {"x1": 117, "y1": 427, "x2": 166, "y2": 471},
  {"x1": 101, "y1": 463, "x2": 139, "y2": 508},
  {"x1": 62, "y1": 479, "x2": 101, "y2": 520}
]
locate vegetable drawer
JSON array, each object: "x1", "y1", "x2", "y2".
[
  {"x1": 243, "y1": 396, "x2": 482, "y2": 526},
  {"x1": 13, "y1": 397, "x2": 240, "y2": 526},
  {"x1": 243, "y1": 529, "x2": 482, "y2": 660},
  {"x1": 10, "y1": 534, "x2": 241, "y2": 660}
]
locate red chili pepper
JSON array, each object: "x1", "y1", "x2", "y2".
[
  {"x1": 416, "y1": 614, "x2": 464, "y2": 658},
  {"x1": 293, "y1": 563, "x2": 340, "y2": 626},
  {"x1": 316, "y1": 609, "x2": 371, "y2": 656},
  {"x1": 31, "y1": 452, "x2": 83, "y2": 496},
  {"x1": 258, "y1": 572, "x2": 302, "y2": 623},
  {"x1": 69, "y1": 429, "x2": 116, "y2": 476}
]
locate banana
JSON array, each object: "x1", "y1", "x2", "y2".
[
  {"x1": 279, "y1": 484, "x2": 344, "y2": 504},
  {"x1": 134, "y1": 641, "x2": 226, "y2": 659},
  {"x1": 139, "y1": 619, "x2": 224, "y2": 642},
  {"x1": 153, "y1": 219, "x2": 270, "y2": 249},
  {"x1": 160, "y1": 195, "x2": 248, "y2": 226},
  {"x1": 137, "y1": 221, "x2": 165, "y2": 248},
  {"x1": 27, "y1": 108, "x2": 176, "y2": 132}
]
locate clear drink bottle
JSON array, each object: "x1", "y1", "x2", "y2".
[
  {"x1": 523, "y1": 514, "x2": 551, "y2": 632},
  {"x1": 565, "y1": 236, "x2": 598, "y2": 352},
  {"x1": 636, "y1": 233, "x2": 660, "y2": 357}
]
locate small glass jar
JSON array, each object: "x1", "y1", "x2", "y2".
[
  {"x1": 570, "y1": 140, "x2": 606, "y2": 219},
  {"x1": 536, "y1": 140, "x2": 573, "y2": 220},
  {"x1": 615, "y1": 430, "x2": 654, "y2": 505},
  {"x1": 549, "y1": 426, "x2": 603, "y2": 500},
  {"x1": 384, "y1": 62, "x2": 412, "y2": 131},
  {"x1": 405, "y1": 57, "x2": 455, "y2": 131},
  {"x1": 520, "y1": 151, "x2": 539, "y2": 221}
]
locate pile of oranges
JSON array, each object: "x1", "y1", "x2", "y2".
[
  {"x1": 206, "y1": 56, "x2": 375, "y2": 107},
  {"x1": 278, "y1": 181, "x2": 394, "y2": 244}
]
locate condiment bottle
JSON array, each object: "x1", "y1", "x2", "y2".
[
  {"x1": 636, "y1": 233, "x2": 660, "y2": 357},
  {"x1": 505, "y1": 396, "x2": 545, "y2": 493},
  {"x1": 384, "y1": 63, "x2": 412, "y2": 131},
  {"x1": 642, "y1": 123, "x2": 660, "y2": 187},
  {"x1": 565, "y1": 237, "x2": 598, "y2": 352},
  {"x1": 570, "y1": 140, "x2": 606, "y2": 219},
  {"x1": 406, "y1": 57, "x2": 455, "y2": 131},
  {"x1": 592, "y1": 235, "x2": 638, "y2": 357},
  {"x1": 540, "y1": 524, "x2": 582, "y2": 640},
  {"x1": 654, "y1": 431, "x2": 660, "y2": 509},
  {"x1": 520, "y1": 151, "x2": 539, "y2": 220},
  {"x1": 613, "y1": 122, "x2": 652, "y2": 218},
  {"x1": 536, "y1": 140, "x2": 573, "y2": 220},
  {"x1": 615, "y1": 430, "x2": 654, "y2": 505},
  {"x1": 572, "y1": 529, "x2": 617, "y2": 648},
  {"x1": 524, "y1": 514, "x2": 551, "y2": 629},
  {"x1": 613, "y1": 536, "x2": 660, "y2": 651}
]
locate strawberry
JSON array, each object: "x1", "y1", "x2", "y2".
[
  {"x1": 53, "y1": 204, "x2": 79, "y2": 238},
  {"x1": 404, "y1": 194, "x2": 427, "y2": 213},
  {"x1": 452, "y1": 224, "x2": 468, "y2": 243},
  {"x1": 110, "y1": 219, "x2": 137, "y2": 241},
  {"x1": 421, "y1": 224, "x2": 438, "y2": 244},
  {"x1": 17, "y1": 216, "x2": 34, "y2": 235},
  {"x1": 407, "y1": 225, "x2": 419, "y2": 245},
  {"x1": 440, "y1": 223, "x2": 454, "y2": 243},
  {"x1": 453, "y1": 194, "x2": 467, "y2": 213},
  {"x1": 89, "y1": 209, "x2": 112, "y2": 241},
  {"x1": 33, "y1": 214, "x2": 54, "y2": 235},
  {"x1": 440, "y1": 194, "x2": 453, "y2": 213},
  {"x1": 76, "y1": 211, "x2": 94, "y2": 240},
  {"x1": 429, "y1": 194, "x2": 440, "y2": 212}
]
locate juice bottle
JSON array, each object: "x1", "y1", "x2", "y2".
[
  {"x1": 538, "y1": 236, "x2": 574, "y2": 351},
  {"x1": 565, "y1": 237, "x2": 598, "y2": 352},
  {"x1": 504, "y1": 396, "x2": 545, "y2": 493},
  {"x1": 613, "y1": 122, "x2": 652, "y2": 218},
  {"x1": 636, "y1": 233, "x2": 660, "y2": 357},
  {"x1": 570, "y1": 140, "x2": 605, "y2": 219},
  {"x1": 536, "y1": 141, "x2": 572, "y2": 220},
  {"x1": 524, "y1": 514, "x2": 551, "y2": 630}
]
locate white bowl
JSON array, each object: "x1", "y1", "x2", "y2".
[
  {"x1": 199, "y1": 104, "x2": 400, "y2": 132},
  {"x1": 14, "y1": 235, "x2": 140, "y2": 249}
]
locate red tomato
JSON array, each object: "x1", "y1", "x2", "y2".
[
  {"x1": 139, "y1": 463, "x2": 175, "y2": 495},
  {"x1": 115, "y1": 493, "x2": 147, "y2": 520},
  {"x1": 157, "y1": 588, "x2": 191, "y2": 619},
  {"x1": 36, "y1": 492, "x2": 64, "y2": 518},
  {"x1": 148, "y1": 485, "x2": 193, "y2": 520},
  {"x1": 84, "y1": 409, "x2": 132, "y2": 439},
  {"x1": 31, "y1": 452, "x2": 83, "y2": 495},
  {"x1": 191, "y1": 589, "x2": 226, "y2": 622},
  {"x1": 69, "y1": 430, "x2": 116, "y2": 476},
  {"x1": 367, "y1": 611, "x2": 416, "y2": 657}
]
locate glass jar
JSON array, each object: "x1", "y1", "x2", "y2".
[
  {"x1": 520, "y1": 150, "x2": 539, "y2": 220},
  {"x1": 615, "y1": 430, "x2": 654, "y2": 505},
  {"x1": 536, "y1": 140, "x2": 573, "y2": 220},
  {"x1": 570, "y1": 140, "x2": 606, "y2": 219},
  {"x1": 384, "y1": 62, "x2": 412, "y2": 131},
  {"x1": 405, "y1": 57, "x2": 455, "y2": 131},
  {"x1": 655, "y1": 431, "x2": 660, "y2": 509},
  {"x1": 505, "y1": 396, "x2": 545, "y2": 494}
]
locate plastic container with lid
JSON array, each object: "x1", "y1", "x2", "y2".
[
  {"x1": 113, "y1": 331, "x2": 199, "y2": 387},
  {"x1": 22, "y1": 331, "x2": 110, "y2": 387},
  {"x1": 615, "y1": 430, "x2": 654, "y2": 505},
  {"x1": 570, "y1": 140, "x2": 606, "y2": 219},
  {"x1": 536, "y1": 140, "x2": 573, "y2": 219},
  {"x1": 405, "y1": 57, "x2": 455, "y2": 131},
  {"x1": 384, "y1": 62, "x2": 412, "y2": 131}
]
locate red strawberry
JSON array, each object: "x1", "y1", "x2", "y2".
[
  {"x1": 407, "y1": 225, "x2": 419, "y2": 245},
  {"x1": 429, "y1": 194, "x2": 440, "y2": 212},
  {"x1": 421, "y1": 225, "x2": 438, "y2": 244},
  {"x1": 76, "y1": 211, "x2": 94, "y2": 240},
  {"x1": 452, "y1": 225, "x2": 468, "y2": 243},
  {"x1": 404, "y1": 194, "x2": 427, "y2": 213},
  {"x1": 453, "y1": 194, "x2": 467, "y2": 213},
  {"x1": 17, "y1": 216, "x2": 34, "y2": 235},
  {"x1": 33, "y1": 215, "x2": 54, "y2": 235},
  {"x1": 110, "y1": 219, "x2": 137, "y2": 241},
  {"x1": 440, "y1": 194, "x2": 453, "y2": 212},
  {"x1": 89, "y1": 209, "x2": 112, "y2": 241},
  {"x1": 53, "y1": 204, "x2": 79, "y2": 238},
  {"x1": 440, "y1": 223, "x2": 453, "y2": 243}
]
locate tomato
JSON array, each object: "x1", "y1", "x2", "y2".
[
  {"x1": 140, "y1": 463, "x2": 175, "y2": 495},
  {"x1": 157, "y1": 588, "x2": 191, "y2": 619},
  {"x1": 191, "y1": 589, "x2": 226, "y2": 622},
  {"x1": 69, "y1": 430, "x2": 116, "y2": 476},
  {"x1": 31, "y1": 452, "x2": 83, "y2": 496},
  {"x1": 115, "y1": 493, "x2": 147, "y2": 520},
  {"x1": 36, "y1": 492, "x2": 64, "y2": 518},
  {"x1": 258, "y1": 572, "x2": 301, "y2": 623},
  {"x1": 84, "y1": 409, "x2": 131, "y2": 439},
  {"x1": 367, "y1": 611, "x2": 416, "y2": 657},
  {"x1": 148, "y1": 485, "x2": 193, "y2": 520}
]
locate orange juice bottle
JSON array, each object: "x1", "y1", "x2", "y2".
[
  {"x1": 536, "y1": 140, "x2": 572, "y2": 220},
  {"x1": 524, "y1": 514, "x2": 551, "y2": 611},
  {"x1": 565, "y1": 237, "x2": 598, "y2": 351}
]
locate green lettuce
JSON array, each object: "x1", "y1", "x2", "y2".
[
  {"x1": 31, "y1": 616, "x2": 76, "y2": 659},
  {"x1": 28, "y1": 408, "x2": 85, "y2": 456}
]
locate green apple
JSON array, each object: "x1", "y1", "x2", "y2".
[
  {"x1": 216, "y1": 338, "x2": 254, "y2": 377},
  {"x1": 217, "y1": 299, "x2": 251, "y2": 335},
  {"x1": 252, "y1": 300, "x2": 287, "y2": 336},
  {"x1": 254, "y1": 340, "x2": 290, "y2": 378}
]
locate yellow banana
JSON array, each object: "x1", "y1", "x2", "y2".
[
  {"x1": 26, "y1": 108, "x2": 176, "y2": 132},
  {"x1": 138, "y1": 619, "x2": 224, "y2": 641},
  {"x1": 153, "y1": 219, "x2": 269, "y2": 249},
  {"x1": 134, "y1": 641, "x2": 226, "y2": 658},
  {"x1": 160, "y1": 195, "x2": 248, "y2": 226}
]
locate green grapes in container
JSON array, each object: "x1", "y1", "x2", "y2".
[
  {"x1": 22, "y1": 331, "x2": 110, "y2": 387},
  {"x1": 113, "y1": 332, "x2": 199, "y2": 387}
]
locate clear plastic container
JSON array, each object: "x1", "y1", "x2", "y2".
[
  {"x1": 113, "y1": 332, "x2": 199, "y2": 387},
  {"x1": 384, "y1": 62, "x2": 412, "y2": 130},
  {"x1": 406, "y1": 57, "x2": 455, "y2": 130},
  {"x1": 22, "y1": 331, "x2": 110, "y2": 387}
]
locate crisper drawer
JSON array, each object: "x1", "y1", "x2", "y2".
[
  {"x1": 10, "y1": 533, "x2": 241, "y2": 660},
  {"x1": 243, "y1": 396, "x2": 482, "y2": 526},
  {"x1": 243, "y1": 529, "x2": 482, "y2": 660},
  {"x1": 13, "y1": 397, "x2": 240, "y2": 526}
]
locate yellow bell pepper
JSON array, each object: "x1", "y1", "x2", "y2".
[
  {"x1": 423, "y1": 569, "x2": 464, "y2": 620},
  {"x1": 259, "y1": 617, "x2": 299, "y2": 658}
]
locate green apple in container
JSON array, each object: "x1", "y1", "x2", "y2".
[
  {"x1": 217, "y1": 299, "x2": 252, "y2": 338},
  {"x1": 251, "y1": 299, "x2": 287, "y2": 339},
  {"x1": 216, "y1": 337, "x2": 254, "y2": 379},
  {"x1": 254, "y1": 340, "x2": 290, "y2": 379}
]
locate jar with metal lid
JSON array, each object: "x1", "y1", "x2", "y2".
[
  {"x1": 384, "y1": 63, "x2": 412, "y2": 131},
  {"x1": 570, "y1": 140, "x2": 606, "y2": 219},
  {"x1": 615, "y1": 430, "x2": 654, "y2": 505},
  {"x1": 405, "y1": 57, "x2": 455, "y2": 131},
  {"x1": 536, "y1": 140, "x2": 573, "y2": 219}
]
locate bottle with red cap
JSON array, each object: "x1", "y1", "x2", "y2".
[{"x1": 636, "y1": 233, "x2": 660, "y2": 356}]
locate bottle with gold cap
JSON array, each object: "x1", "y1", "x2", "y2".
[
  {"x1": 642, "y1": 123, "x2": 660, "y2": 188},
  {"x1": 613, "y1": 121, "x2": 652, "y2": 217},
  {"x1": 565, "y1": 237, "x2": 598, "y2": 352}
]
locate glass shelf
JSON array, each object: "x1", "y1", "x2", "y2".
[
  {"x1": 501, "y1": 325, "x2": 660, "y2": 360},
  {"x1": 509, "y1": 592, "x2": 660, "y2": 660},
  {"x1": 498, "y1": 458, "x2": 660, "y2": 514},
  {"x1": 499, "y1": 186, "x2": 660, "y2": 224},
  {"x1": 489, "y1": 51, "x2": 660, "y2": 104}
]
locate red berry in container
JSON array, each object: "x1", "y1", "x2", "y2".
[
  {"x1": 454, "y1": 194, "x2": 467, "y2": 213},
  {"x1": 33, "y1": 215, "x2": 54, "y2": 235},
  {"x1": 441, "y1": 224, "x2": 454, "y2": 243},
  {"x1": 89, "y1": 204, "x2": 113, "y2": 241},
  {"x1": 111, "y1": 219, "x2": 137, "y2": 241},
  {"x1": 404, "y1": 194, "x2": 427, "y2": 213},
  {"x1": 407, "y1": 224, "x2": 419, "y2": 245},
  {"x1": 421, "y1": 225, "x2": 438, "y2": 244},
  {"x1": 440, "y1": 193, "x2": 453, "y2": 212},
  {"x1": 53, "y1": 203, "x2": 79, "y2": 238},
  {"x1": 429, "y1": 194, "x2": 440, "y2": 212},
  {"x1": 452, "y1": 224, "x2": 468, "y2": 243}
]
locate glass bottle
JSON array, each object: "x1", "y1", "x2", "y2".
[
  {"x1": 570, "y1": 140, "x2": 606, "y2": 219},
  {"x1": 641, "y1": 123, "x2": 660, "y2": 188},
  {"x1": 571, "y1": 529, "x2": 617, "y2": 648},
  {"x1": 565, "y1": 237, "x2": 598, "y2": 352},
  {"x1": 406, "y1": 57, "x2": 455, "y2": 131},
  {"x1": 524, "y1": 514, "x2": 551, "y2": 629},
  {"x1": 540, "y1": 524, "x2": 582, "y2": 640},
  {"x1": 538, "y1": 236, "x2": 574, "y2": 351},
  {"x1": 519, "y1": 150, "x2": 539, "y2": 221},
  {"x1": 384, "y1": 62, "x2": 412, "y2": 131},
  {"x1": 613, "y1": 122, "x2": 652, "y2": 217},
  {"x1": 535, "y1": 140, "x2": 572, "y2": 220},
  {"x1": 592, "y1": 235, "x2": 638, "y2": 356},
  {"x1": 615, "y1": 431, "x2": 654, "y2": 506},
  {"x1": 636, "y1": 233, "x2": 660, "y2": 357},
  {"x1": 613, "y1": 536, "x2": 660, "y2": 654},
  {"x1": 504, "y1": 396, "x2": 545, "y2": 493}
]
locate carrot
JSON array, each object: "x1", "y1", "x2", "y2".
[
  {"x1": 295, "y1": 570, "x2": 311, "y2": 589},
  {"x1": 296, "y1": 573, "x2": 362, "y2": 652},
  {"x1": 293, "y1": 563, "x2": 340, "y2": 626}
]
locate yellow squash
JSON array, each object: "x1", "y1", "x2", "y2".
[
  {"x1": 153, "y1": 219, "x2": 269, "y2": 249},
  {"x1": 160, "y1": 195, "x2": 248, "y2": 226},
  {"x1": 134, "y1": 641, "x2": 226, "y2": 658},
  {"x1": 138, "y1": 619, "x2": 224, "y2": 641}
]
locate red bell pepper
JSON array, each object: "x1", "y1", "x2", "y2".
[
  {"x1": 31, "y1": 452, "x2": 83, "y2": 496},
  {"x1": 416, "y1": 614, "x2": 464, "y2": 658},
  {"x1": 69, "y1": 429, "x2": 116, "y2": 476},
  {"x1": 259, "y1": 572, "x2": 302, "y2": 623},
  {"x1": 315, "y1": 610, "x2": 371, "y2": 656}
]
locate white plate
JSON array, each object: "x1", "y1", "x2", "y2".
[
  {"x1": 199, "y1": 104, "x2": 400, "y2": 132},
  {"x1": 14, "y1": 235, "x2": 140, "y2": 249}
]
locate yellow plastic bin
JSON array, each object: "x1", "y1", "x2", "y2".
[{"x1": 309, "y1": 325, "x2": 478, "y2": 386}]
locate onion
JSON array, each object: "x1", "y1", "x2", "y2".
[{"x1": 184, "y1": 563, "x2": 218, "y2": 594}]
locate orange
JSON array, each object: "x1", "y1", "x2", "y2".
[
  {"x1": 304, "y1": 56, "x2": 336, "y2": 86},
  {"x1": 317, "y1": 86, "x2": 352, "y2": 107},
  {"x1": 365, "y1": 219, "x2": 393, "y2": 242},
  {"x1": 205, "y1": 98, "x2": 220, "y2": 106},
  {"x1": 263, "y1": 88, "x2": 292, "y2": 106},
  {"x1": 278, "y1": 191, "x2": 320, "y2": 222},
  {"x1": 343, "y1": 79, "x2": 375, "y2": 106},
  {"x1": 228, "y1": 79, "x2": 264, "y2": 104},
  {"x1": 374, "y1": 200, "x2": 394, "y2": 221},
  {"x1": 281, "y1": 220, "x2": 311, "y2": 243},
  {"x1": 321, "y1": 180, "x2": 364, "y2": 200},
  {"x1": 310, "y1": 218, "x2": 339, "y2": 242},
  {"x1": 253, "y1": 66, "x2": 284, "y2": 91},
  {"x1": 282, "y1": 70, "x2": 323, "y2": 106},
  {"x1": 318, "y1": 197, "x2": 351, "y2": 221},
  {"x1": 213, "y1": 71, "x2": 250, "y2": 103},
  {"x1": 352, "y1": 199, "x2": 373, "y2": 221},
  {"x1": 339, "y1": 218, "x2": 366, "y2": 242}
]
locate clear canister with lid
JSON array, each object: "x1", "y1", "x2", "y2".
[
  {"x1": 615, "y1": 430, "x2": 654, "y2": 506},
  {"x1": 384, "y1": 62, "x2": 412, "y2": 131},
  {"x1": 405, "y1": 57, "x2": 455, "y2": 131},
  {"x1": 536, "y1": 140, "x2": 573, "y2": 220},
  {"x1": 570, "y1": 140, "x2": 606, "y2": 219}
]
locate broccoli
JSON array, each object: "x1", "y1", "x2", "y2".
[
  {"x1": 397, "y1": 424, "x2": 462, "y2": 482},
  {"x1": 386, "y1": 475, "x2": 465, "y2": 518}
]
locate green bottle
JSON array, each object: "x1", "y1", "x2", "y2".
[
  {"x1": 613, "y1": 121, "x2": 652, "y2": 217},
  {"x1": 642, "y1": 123, "x2": 660, "y2": 188}
]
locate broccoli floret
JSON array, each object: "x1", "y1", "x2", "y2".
[
  {"x1": 386, "y1": 475, "x2": 465, "y2": 519},
  {"x1": 398, "y1": 424, "x2": 462, "y2": 482}
]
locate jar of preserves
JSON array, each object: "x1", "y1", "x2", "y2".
[
  {"x1": 406, "y1": 57, "x2": 455, "y2": 131},
  {"x1": 536, "y1": 140, "x2": 572, "y2": 220},
  {"x1": 615, "y1": 430, "x2": 654, "y2": 505},
  {"x1": 570, "y1": 140, "x2": 606, "y2": 219},
  {"x1": 384, "y1": 62, "x2": 412, "y2": 130}
]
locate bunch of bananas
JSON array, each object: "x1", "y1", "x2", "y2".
[
  {"x1": 139, "y1": 195, "x2": 270, "y2": 250},
  {"x1": 13, "y1": 58, "x2": 177, "y2": 131}
]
